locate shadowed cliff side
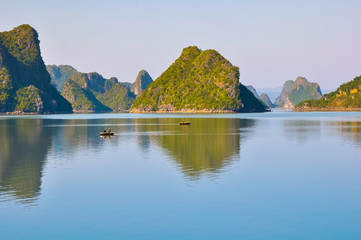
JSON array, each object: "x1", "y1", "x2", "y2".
[{"x1": 0, "y1": 25, "x2": 72, "y2": 113}]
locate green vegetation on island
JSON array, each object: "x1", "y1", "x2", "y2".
[
  {"x1": 131, "y1": 46, "x2": 266, "y2": 112},
  {"x1": 296, "y1": 75, "x2": 361, "y2": 111},
  {"x1": 275, "y1": 77, "x2": 322, "y2": 108},
  {"x1": 0, "y1": 25, "x2": 72, "y2": 113},
  {"x1": 61, "y1": 80, "x2": 111, "y2": 112},
  {"x1": 47, "y1": 64, "x2": 78, "y2": 92},
  {"x1": 14, "y1": 85, "x2": 42, "y2": 112},
  {"x1": 61, "y1": 72, "x2": 135, "y2": 112},
  {"x1": 96, "y1": 83, "x2": 136, "y2": 111}
]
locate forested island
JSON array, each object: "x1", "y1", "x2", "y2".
[
  {"x1": 47, "y1": 65, "x2": 153, "y2": 112},
  {"x1": 131, "y1": 46, "x2": 267, "y2": 113},
  {"x1": 296, "y1": 75, "x2": 361, "y2": 111},
  {"x1": 0, "y1": 25, "x2": 72, "y2": 113},
  {"x1": 1, "y1": 24, "x2": 361, "y2": 114},
  {"x1": 61, "y1": 72, "x2": 135, "y2": 112}
]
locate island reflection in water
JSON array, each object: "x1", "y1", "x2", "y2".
[
  {"x1": 330, "y1": 120, "x2": 361, "y2": 145},
  {"x1": 0, "y1": 119, "x2": 52, "y2": 204},
  {"x1": 0, "y1": 117, "x2": 254, "y2": 204},
  {"x1": 132, "y1": 118, "x2": 255, "y2": 180},
  {"x1": 2, "y1": 115, "x2": 361, "y2": 205}
]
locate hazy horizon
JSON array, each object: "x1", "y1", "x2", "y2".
[{"x1": 1, "y1": 0, "x2": 360, "y2": 89}]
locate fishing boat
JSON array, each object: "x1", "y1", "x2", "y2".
[
  {"x1": 99, "y1": 132, "x2": 114, "y2": 136},
  {"x1": 179, "y1": 121, "x2": 191, "y2": 125}
]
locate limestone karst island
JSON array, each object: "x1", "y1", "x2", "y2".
[
  {"x1": 1, "y1": 1, "x2": 361, "y2": 239},
  {"x1": 1, "y1": 24, "x2": 361, "y2": 114}
]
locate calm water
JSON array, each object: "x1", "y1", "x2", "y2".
[{"x1": 0, "y1": 111, "x2": 361, "y2": 239}]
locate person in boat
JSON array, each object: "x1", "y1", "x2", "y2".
[
  {"x1": 103, "y1": 129, "x2": 107, "y2": 133},
  {"x1": 108, "y1": 128, "x2": 111, "y2": 133}
]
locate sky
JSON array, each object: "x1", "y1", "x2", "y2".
[{"x1": 1, "y1": 0, "x2": 360, "y2": 90}]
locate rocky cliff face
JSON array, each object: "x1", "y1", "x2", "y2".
[
  {"x1": 275, "y1": 77, "x2": 322, "y2": 108},
  {"x1": 131, "y1": 46, "x2": 266, "y2": 112},
  {"x1": 0, "y1": 25, "x2": 72, "y2": 113},
  {"x1": 274, "y1": 80, "x2": 294, "y2": 107},
  {"x1": 46, "y1": 64, "x2": 78, "y2": 92},
  {"x1": 131, "y1": 70, "x2": 153, "y2": 96},
  {"x1": 69, "y1": 72, "x2": 117, "y2": 93},
  {"x1": 259, "y1": 93, "x2": 274, "y2": 108}
]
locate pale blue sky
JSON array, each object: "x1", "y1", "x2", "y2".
[{"x1": 1, "y1": 0, "x2": 360, "y2": 89}]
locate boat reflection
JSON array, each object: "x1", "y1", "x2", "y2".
[{"x1": 100, "y1": 135, "x2": 113, "y2": 140}]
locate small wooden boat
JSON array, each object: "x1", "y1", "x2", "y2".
[
  {"x1": 179, "y1": 121, "x2": 191, "y2": 125},
  {"x1": 99, "y1": 132, "x2": 114, "y2": 136}
]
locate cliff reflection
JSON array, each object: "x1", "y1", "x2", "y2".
[
  {"x1": 132, "y1": 118, "x2": 255, "y2": 180},
  {"x1": 0, "y1": 119, "x2": 54, "y2": 204},
  {"x1": 0, "y1": 117, "x2": 256, "y2": 204},
  {"x1": 331, "y1": 120, "x2": 361, "y2": 145},
  {"x1": 0, "y1": 117, "x2": 131, "y2": 205}
]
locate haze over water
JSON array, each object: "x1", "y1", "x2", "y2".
[{"x1": 0, "y1": 111, "x2": 361, "y2": 239}]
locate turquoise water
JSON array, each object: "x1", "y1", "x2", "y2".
[{"x1": 0, "y1": 111, "x2": 361, "y2": 239}]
